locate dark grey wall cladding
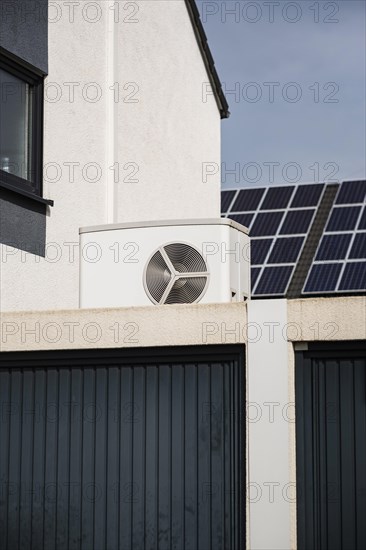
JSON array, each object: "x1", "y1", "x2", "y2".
[
  {"x1": 0, "y1": 0, "x2": 48, "y2": 73},
  {"x1": 0, "y1": 189, "x2": 46, "y2": 256}
]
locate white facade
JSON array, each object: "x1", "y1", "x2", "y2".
[
  {"x1": 0, "y1": 1, "x2": 221, "y2": 312},
  {"x1": 1, "y1": 4, "x2": 364, "y2": 549}
]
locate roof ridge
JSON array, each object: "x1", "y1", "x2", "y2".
[{"x1": 184, "y1": 0, "x2": 230, "y2": 119}]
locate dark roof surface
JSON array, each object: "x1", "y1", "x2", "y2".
[{"x1": 185, "y1": 0, "x2": 230, "y2": 119}]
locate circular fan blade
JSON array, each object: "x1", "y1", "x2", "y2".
[
  {"x1": 145, "y1": 250, "x2": 172, "y2": 303},
  {"x1": 164, "y1": 276, "x2": 208, "y2": 305},
  {"x1": 164, "y1": 243, "x2": 207, "y2": 273},
  {"x1": 145, "y1": 243, "x2": 209, "y2": 305}
]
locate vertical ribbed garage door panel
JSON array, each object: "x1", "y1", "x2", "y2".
[
  {"x1": 8, "y1": 371, "x2": 22, "y2": 550},
  {"x1": 69, "y1": 368, "x2": 83, "y2": 550},
  {"x1": 0, "y1": 371, "x2": 10, "y2": 545},
  {"x1": 158, "y1": 364, "x2": 170, "y2": 550},
  {"x1": 211, "y1": 363, "x2": 223, "y2": 550},
  {"x1": 184, "y1": 364, "x2": 197, "y2": 550},
  {"x1": 354, "y1": 359, "x2": 366, "y2": 548},
  {"x1": 106, "y1": 367, "x2": 120, "y2": 550},
  {"x1": 171, "y1": 365, "x2": 184, "y2": 550},
  {"x1": 0, "y1": 347, "x2": 244, "y2": 550},
  {"x1": 296, "y1": 345, "x2": 366, "y2": 550},
  {"x1": 145, "y1": 365, "x2": 158, "y2": 550},
  {"x1": 119, "y1": 366, "x2": 132, "y2": 550}
]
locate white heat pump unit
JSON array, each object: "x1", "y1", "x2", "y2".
[{"x1": 79, "y1": 219, "x2": 250, "y2": 308}]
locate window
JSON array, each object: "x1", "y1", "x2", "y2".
[{"x1": 0, "y1": 49, "x2": 45, "y2": 201}]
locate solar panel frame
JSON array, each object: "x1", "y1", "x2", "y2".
[
  {"x1": 225, "y1": 181, "x2": 366, "y2": 297},
  {"x1": 338, "y1": 261, "x2": 366, "y2": 291},
  {"x1": 224, "y1": 181, "x2": 366, "y2": 296},
  {"x1": 290, "y1": 183, "x2": 325, "y2": 207},
  {"x1": 279, "y1": 209, "x2": 316, "y2": 235},
  {"x1": 325, "y1": 206, "x2": 361, "y2": 232},
  {"x1": 229, "y1": 213, "x2": 255, "y2": 229},
  {"x1": 260, "y1": 186, "x2": 295, "y2": 210},
  {"x1": 315, "y1": 234, "x2": 353, "y2": 261},
  {"x1": 221, "y1": 183, "x2": 328, "y2": 297},
  {"x1": 257, "y1": 197, "x2": 319, "y2": 295},
  {"x1": 254, "y1": 265, "x2": 294, "y2": 296},
  {"x1": 349, "y1": 233, "x2": 366, "y2": 259},
  {"x1": 268, "y1": 236, "x2": 305, "y2": 264},
  {"x1": 335, "y1": 180, "x2": 366, "y2": 205},
  {"x1": 251, "y1": 238, "x2": 273, "y2": 266},
  {"x1": 250, "y1": 211, "x2": 286, "y2": 237},
  {"x1": 251, "y1": 267, "x2": 261, "y2": 291},
  {"x1": 231, "y1": 188, "x2": 265, "y2": 212},
  {"x1": 302, "y1": 183, "x2": 366, "y2": 295},
  {"x1": 303, "y1": 263, "x2": 343, "y2": 293},
  {"x1": 221, "y1": 190, "x2": 237, "y2": 213},
  {"x1": 357, "y1": 205, "x2": 366, "y2": 230}
]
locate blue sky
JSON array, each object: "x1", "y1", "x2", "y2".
[{"x1": 200, "y1": 0, "x2": 366, "y2": 188}]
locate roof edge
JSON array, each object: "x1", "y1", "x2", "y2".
[{"x1": 184, "y1": 0, "x2": 230, "y2": 119}]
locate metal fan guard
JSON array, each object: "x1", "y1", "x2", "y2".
[{"x1": 144, "y1": 242, "x2": 209, "y2": 305}]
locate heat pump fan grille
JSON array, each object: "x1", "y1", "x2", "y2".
[
  {"x1": 144, "y1": 243, "x2": 209, "y2": 305},
  {"x1": 164, "y1": 243, "x2": 207, "y2": 273},
  {"x1": 145, "y1": 250, "x2": 172, "y2": 303},
  {"x1": 164, "y1": 277, "x2": 208, "y2": 305}
]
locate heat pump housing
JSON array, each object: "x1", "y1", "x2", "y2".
[{"x1": 79, "y1": 219, "x2": 250, "y2": 308}]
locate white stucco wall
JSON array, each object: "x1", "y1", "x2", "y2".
[
  {"x1": 247, "y1": 299, "x2": 292, "y2": 550},
  {"x1": 116, "y1": 0, "x2": 221, "y2": 222},
  {"x1": 0, "y1": 0, "x2": 221, "y2": 312}
]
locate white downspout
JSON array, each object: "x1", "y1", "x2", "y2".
[{"x1": 106, "y1": 1, "x2": 118, "y2": 223}]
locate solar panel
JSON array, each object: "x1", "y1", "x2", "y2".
[
  {"x1": 231, "y1": 188, "x2": 265, "y2": 212},
  {"x1": 302, "y1": 180, "x2": 366, "y2": 295},
  {"x1": 304, "y1": 263, "x2": 343, "y2": 293},
  {"x1": 229, "y1": 213, "x2": 254, "y2": 228},
  {"x1": 358, "y1": 207, "x2": 366, "y2": 230},
  {"x1": 260, "y1": 186, "x2": 294, "y2": 210},
  {"x1": 251, "y1": 267, "x2": 261, "y2": 290},
  {"x1": 280, "y1": 210, "x2": 315, "y2": 235},
  {"x1": 250, "y1": 212, "x2": 284, "y2": 237},
  {"x1": 222, "y1": 182, "x2": 327, "y2": 297},
  {"x1": 254, "y1": 266, "x2": 294, "y2": 295},
  {"x1": 290, "y1": 184, "x2": 324, "y2": 207},
  {"x1": 221, "y1": 190, "x2": 236, "y2": 213},
  {"x1": 251, "y1": 239, "x2": 273, "y2": 265},
  {"x1": 335, "y1": 180, "x2": 366, "y2": 204},
  {"x1": 222, "y1": 181, "x2": 366, "y2": 297},
  {"x1": 268, "y1": 237, "x2": 304, "y2": 264},
  {"x1": 326, "y1": 206, "x2": 361, "y2": 232},
  {"x1": 315, "y1": 234, "x2": 352, "y2": 261},
  {"x1": 338, "y1": 262, "x2": 366, "y2": 290},
  {"x1": 349, "y1": 233, "x2": 366, "y2": 259}
]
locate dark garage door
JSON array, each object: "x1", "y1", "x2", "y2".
[
  {"x1": 295, "y1": 342, "x2": 366, "y2": 550},
  {"x1": 0, "y1": 345, "x2": 245, "y2": 550}
]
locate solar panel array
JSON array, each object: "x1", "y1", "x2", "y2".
[
  {"x1": 222, "y1": 180, "x2": 366, "y2": 298},
  {"x1": 222, "y1": 184, "x2": 325, "y2": 296},
  {"x1": 303, "y1": 180, "x2": 366, "y2": 294}
]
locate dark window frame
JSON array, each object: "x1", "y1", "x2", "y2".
[{"x1": 0, "y1": 48, "x2": 52, "y2": 206}]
